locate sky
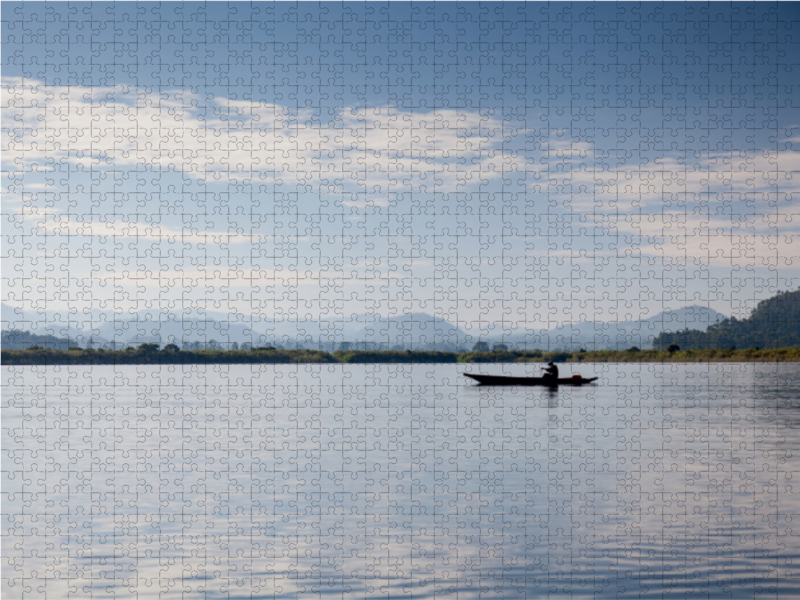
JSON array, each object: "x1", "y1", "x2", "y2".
[{"x1": 2, "y1": 2, "x2": 800, "y2": 332}]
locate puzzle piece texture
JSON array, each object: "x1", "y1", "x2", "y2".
[{"x1": 2, "y1": 3, "x2": 800, "y2": 598}]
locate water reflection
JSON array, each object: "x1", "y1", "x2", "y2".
[
  {"x1": 545, "y1": 385, "x2": 559, "y2": 408},
  {"x1": 3, "y1": 363, "x2": 800, "y2": 599}
]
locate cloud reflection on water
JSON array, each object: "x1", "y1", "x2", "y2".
[{"x1": 3, "y1": 363, "x2": 800, "y2": 598}]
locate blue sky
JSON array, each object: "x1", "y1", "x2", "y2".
[{"x1": 2, "y1": 2, "x2": 799, "y2": 331}]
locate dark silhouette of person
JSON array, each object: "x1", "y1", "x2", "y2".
[{"x1": 541, "y1": 361, "x2": 559, "y2": 382}]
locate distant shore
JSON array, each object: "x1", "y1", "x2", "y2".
[{"x1": 3, "y1": 347, "x2": 800, "y2": 366}]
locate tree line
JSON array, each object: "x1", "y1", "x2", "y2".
[{"x1": 4, "y1": 344, "x2": 800, "y2": 365}]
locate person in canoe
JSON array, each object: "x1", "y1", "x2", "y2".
[{"x1": 541, "y1": 361, "x2": 559, "y2": 382}]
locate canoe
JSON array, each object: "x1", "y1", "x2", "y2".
[{"x1": 464, "y1": 373, "x2": 599, "y2": 386}]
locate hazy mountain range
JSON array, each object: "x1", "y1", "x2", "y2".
[{"x1": 2, "y1": 302, "x2": 725, "y2": 351}]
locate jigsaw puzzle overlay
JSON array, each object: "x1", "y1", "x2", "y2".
[{"x1": 3, "y1": 3, "x2": 800, "y2": 598}]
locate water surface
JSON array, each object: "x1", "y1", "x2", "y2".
[{"x1": 3, "y1": 363, "x2": 800, "y2": 598}]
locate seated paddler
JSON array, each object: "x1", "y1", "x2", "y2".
[{"x1": 541, "y1": 361, "x2": 559, "y2": 381}]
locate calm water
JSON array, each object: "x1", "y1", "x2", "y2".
[{"x1": 3, "y1": 363, "x2": 800, "y2": 599}]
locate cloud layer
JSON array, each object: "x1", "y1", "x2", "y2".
[
  {"x1": 3, "y1": 77, "x2": 799, "y2": 322},
  {"x1": 2, "y1": 77, "x2": 527, "y2": 196}
]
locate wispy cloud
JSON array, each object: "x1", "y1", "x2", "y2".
[
  {"x1": 528, "y1": 152, "x2": 800, "y2": 208},
  {"x1": 609, "y1": 211, "x2": 800, "y2": 266},
  {"x1": 32, "y1": 216, "x2": 276, "y2": 246},
  {"x1": 2, "y1": 77, "x2": 526, "y2": 193}
]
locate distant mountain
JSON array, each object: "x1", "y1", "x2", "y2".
[
  {"x1": 653, "y1": 290, "x2": 800, "y2": 350},
  {"x1": 1, "y1": 329, "x2": 76, "y2": 350},
  {"x1": 1, "y1": 303, "x2": 101, "y2": 346},
  {"x1": 93, "y1": 313, "x2": 391, "y2": 349},
  {"x1": 92, "y1": 316, "x2": 269, "y2": 348},
  {"x1": 352, "y1": 313, "x2": 465, "y2": 350},
  {"x1": 644, "y1": 305, "x2": 727, "y2": 328},
  {"x1": 338, "y1": 306, "x2": 727, "y2": 351},
  {"x1": 456, "y1": 305, "x2": 726, "y2": 351},
  {"x1": 2, "y1": 301, "x2": 727, "y2": 351},
  {"x1": 1, "y1": 302, "x2": 384, "y2": 349},
  {"x1": 540, "y1": 305, "x2": 726, "y2": 351}
]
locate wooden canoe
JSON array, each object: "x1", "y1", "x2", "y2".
[{"x1": 464, "y1": 373, "x2": 599, "y2": 386}]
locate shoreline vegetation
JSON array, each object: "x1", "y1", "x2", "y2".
[{"x1": 3, "y1": 345, "x2": 800, "y2": 366}]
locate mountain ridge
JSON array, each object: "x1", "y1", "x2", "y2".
[
  {"x1": 653, "y1": 290, "x2": 800, "y2": 350},
  {"x1": 3, "y1": 301, "x2": 726, "y2": 351}
]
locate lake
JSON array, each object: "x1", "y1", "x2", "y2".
[{"x1": 3, "y1": 363, "x2": 800, "y2": 598}]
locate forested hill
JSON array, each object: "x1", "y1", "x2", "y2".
[
  {"x1": 1, "y1": 329, "x2": 75, "y2": 350},
  {"x1": 653, "y1": 289, "x2": 800, "y2": 350}
]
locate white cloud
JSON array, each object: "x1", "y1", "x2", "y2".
[
  {"x1": 86, "y1": 265, "x2": 402, "y2": 289},
  {"x1": 0, "y1": 210, "x2": 309, "y2": 246},
  {"x1": 8, "y1": 76, "x2": 795, "y2": 209},
  {"x1": 32, "y1": 216, "x2": 269, "y2": 245},
  {"x1": 2, "y1": 77, "x2": 524, "y2": 192},
  {"x1": 609, "y1": 211, "x2": 800, "y2": 266},
  {"x1": 4, "y1": 76, "x2": 799, "y2": 304},
  {"x1": 528, "y1": 150, "x2": 800, "y2": 209}
]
